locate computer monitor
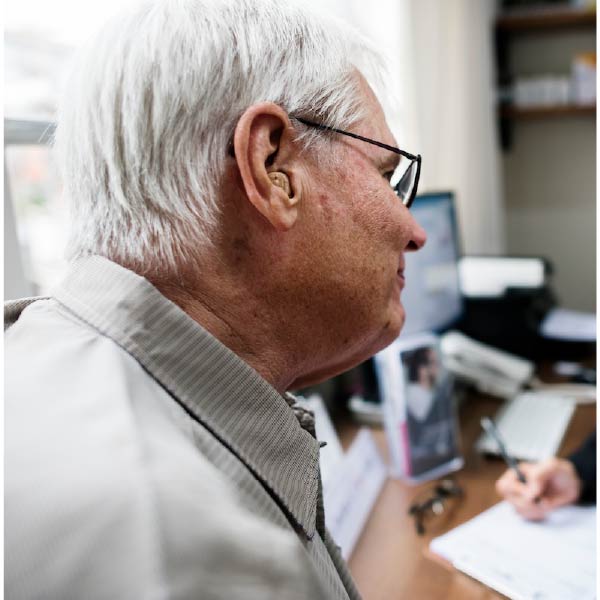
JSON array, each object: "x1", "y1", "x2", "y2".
[{"x1": 400, "y1": 191, "x2": 463, "y2": 336}]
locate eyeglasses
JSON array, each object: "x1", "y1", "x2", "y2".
[
  {"x1": 293, "y1": 116, "x2": 422, "y2": 209},
  {"x1": 408, "y1": 478, "x2": 464, "y2": 536}
]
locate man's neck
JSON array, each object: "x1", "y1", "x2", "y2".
[{"x1": 151, "y1": 276, "x2": 299, "y2": 394}]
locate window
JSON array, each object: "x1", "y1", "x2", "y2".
[
  {"x1": 4, "y1": 1, "x2": 138, "y2": 298},
  {"x1": 5, "y1": 123, "x2": 66, "y2": 296}
]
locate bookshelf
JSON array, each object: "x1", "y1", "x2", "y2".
[
  {"x1": 496, "y1": 5, "x2": 596, "y2": 31},
  {"x1": 495, "y1": 4, "x2": 596, "y2": 147}
]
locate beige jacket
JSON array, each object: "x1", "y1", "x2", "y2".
[{"x1": 5, "y1": 256, "x2": 361, "y2": 600}]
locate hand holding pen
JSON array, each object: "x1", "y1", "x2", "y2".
[
  {"x1": 481, "y1": 417, "x2": 527, "y2": 484},
  {"x1": 481, "y1": 417, "x2": 583, "y2": 520}
]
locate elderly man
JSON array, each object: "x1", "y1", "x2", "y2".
[{"x1": 5, "y1": 0, "x2": 425, "y2": 598}]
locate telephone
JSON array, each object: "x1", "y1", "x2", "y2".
[{"x1": 440, "y1": 330, "x2": 535, "y2": 399}]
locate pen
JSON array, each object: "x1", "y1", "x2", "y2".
[{"x1": 480, "y1": 416, "x2": 527, "y2": 484}]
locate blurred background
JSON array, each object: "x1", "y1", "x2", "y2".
[{"x1": 4, "y1": 0, "x2": 596, "y2": 312}]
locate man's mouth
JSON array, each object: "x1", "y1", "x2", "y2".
[{"x1": 396, "y1": 267, "x2": 405, "y2": 287}]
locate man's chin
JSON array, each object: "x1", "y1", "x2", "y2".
[
  {"x1": 371, "y1": 305, "x2": 405, "y2": 356},
  {"x1": 387, "y1": 302, "x2": 406, "y2": 339},
  {"x1": 289, "y1": 305, "x2": 406, "y2": 390}
]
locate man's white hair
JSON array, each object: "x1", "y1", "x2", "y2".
[{"x1": 54, "y1": 0, "x2": 385, "y2": 276}]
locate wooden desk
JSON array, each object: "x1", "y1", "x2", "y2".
[{"x1": 338, "y1": 395, "x2": 596, "y2": 600}]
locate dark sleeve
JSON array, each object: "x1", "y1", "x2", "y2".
[{"x1": 569, "y1": 430, "x2": 596, "y2": 504}]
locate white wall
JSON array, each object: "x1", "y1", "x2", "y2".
[{"x1": 410, "y1": 0, "x2": 506, "y2": 256}]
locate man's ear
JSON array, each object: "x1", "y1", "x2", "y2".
[{"x1": 233, "y1": 102, "x2": 301, "y2": 231}]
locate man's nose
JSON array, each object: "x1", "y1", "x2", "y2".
[{"x1": 404, "y1": 214, "x2": 427, "y2": 251}]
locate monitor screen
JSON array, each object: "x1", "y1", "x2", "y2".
[{"x1": 400, "y1": 191, "x2": 463, "y2": 336}]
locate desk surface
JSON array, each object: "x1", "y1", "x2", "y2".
[{"x1": 337, "y1": 395, "x2": 596, "y2": 600}]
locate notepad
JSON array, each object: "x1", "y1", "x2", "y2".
[
  {"x1": 430, "y1": 501, "x2": 596, "y2": 600},
  {"x1": 322, "y1": 428, "x2": 387, "y2": 559}
]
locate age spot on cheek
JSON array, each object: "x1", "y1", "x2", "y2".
[
  {"x1": 232, "y1": 237, "x2": 252, "y2": 263},
  {"x1": 318, "y1": 193, "x2": 335, "y2": 224},
  {"x1": 318, "y1": 193, "x2": 330, "y2": 206}
]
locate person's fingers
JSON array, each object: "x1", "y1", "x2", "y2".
[
  {"x1": 541, "y1": 492, "x2": 574, "y2": 511},
  {"x1": 496, "y1": 458, "x2": 581, "y2": 519},
  {"x1": 514, "y1": 503, "x2": 549, "y2": 521},
  {"x1": 519, "y1": 461, "x2": 550, "y2": 482},
  {"x1": 507, "y1": 490, "x2": 553, "y2": 520},
  {"x1": 523, "y1": 479, "x2": 545, "y2": 503},
  {"x1": 533, "y1": 459, "x2": 581, "y2": 504},
  {"x1": 519, "y1": 460, "x2": 562, "y2": 501},
  {"x1": 530, "y1": 458, "x2": 561, "y2": 480},
  {"x1": 497, "y1": 463, "x2": 546, "y2": 503},
  {"x1": 536, "y1": 497, "x2": 559, "y2": 513},
  {"x1": 509, "y1": 491, "x2": 537, "y2": 510},
  {"x1": 496, "y1": 468, "x2": 521, "y2": 497}
]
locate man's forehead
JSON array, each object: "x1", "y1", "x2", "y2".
[{"x1": 355, "y1": 74, "x2": 399, "y2": 149}]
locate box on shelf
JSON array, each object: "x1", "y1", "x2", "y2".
[{"x1": 571, "y1": 52, "x2": 596, "y2": 105}]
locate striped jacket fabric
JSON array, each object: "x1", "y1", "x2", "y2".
[{"x1": 5, "y1": 256, "x2": 362, "y2": 600}]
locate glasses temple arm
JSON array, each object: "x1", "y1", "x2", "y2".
[{"x1": 293, "y1": 116, "x2": 419, "y2": 162}]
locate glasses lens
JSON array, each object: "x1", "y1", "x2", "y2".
[{"x1": 392, "y1": 158, "x2": 418, "y2": 206}]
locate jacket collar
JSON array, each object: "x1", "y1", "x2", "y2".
[{"x1": 52, "y1": 256, "x2": 321, "y2": 539}]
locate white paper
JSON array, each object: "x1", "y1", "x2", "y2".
[
  {"x1": 375, "y1": 341, "x2": 409, "y2": 478},
  {"x1": 430, "y1": 501, "x2": 596, "y2": 600},
  {"x1": 299, "y1": 394, "x2": 344, "y2": 486},
  {"x1": 540, "y1": 308, "x2": 596, "y2": 342},
  {"x1": 323, "y1": 428, "x2": 387, "y2": 559},
  {"x1": 297, "y1": 396, "x2": 387, "y2": 559},
  {"x1": 459, "y1": 257, "x2": 545, "y2": 297}
]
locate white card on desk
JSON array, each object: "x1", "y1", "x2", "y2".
[
  {"x1": 430, "y1": 501, "x2": 596, "y2": 600},
  {"x1": 299, "y1": 394, "x2": 344, "y2": 486},
  {"x1": 323, "y1": 428, "x2": 387, "y2": 559}
]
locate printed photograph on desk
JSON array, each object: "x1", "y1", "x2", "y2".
[{"x1": 375, "y1": 333, "x2": 464, "y2": 483}]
